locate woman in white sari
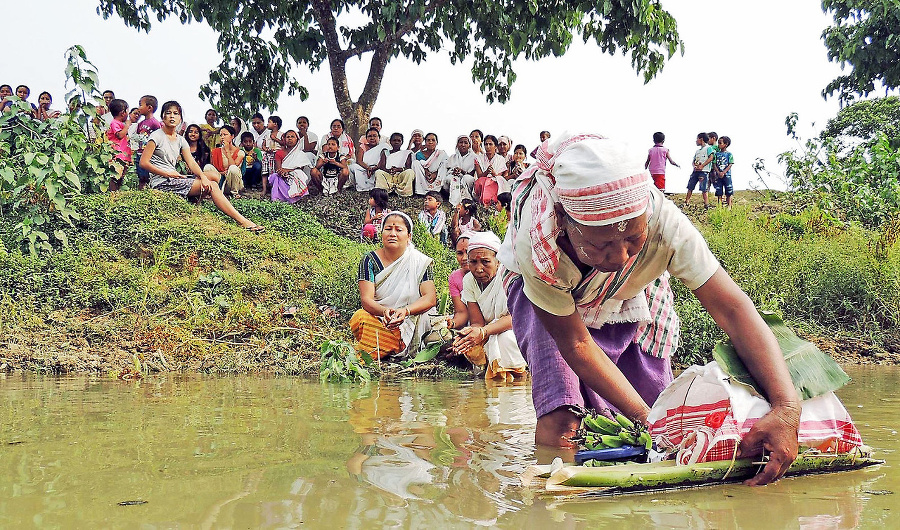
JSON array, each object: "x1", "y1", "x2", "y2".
[
  {"x1": 443, "y1": 135, "x2": 477, "y2": 206},
  {"x1": 453, "y1": 231, "x2": 527, "y2": 382},
  {"x1": 413, "y1": 132, "x2": 448, "y2": 195},
  {"x1": 353, "y1": 128, "x2": 388, "y2": 191},
  {"x1": 351, "y1": 212, "x2": 438, "y2": 359},
  {"x1": 374, "y1": 132, "x2": 415, "y2": 197},
  {"x1": 271, "y1": 130, "x2": 312, "y2": 203}
]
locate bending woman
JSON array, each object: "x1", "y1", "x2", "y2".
[
  {"x1": 140, "y1": 101, "x2": 263, "y2": 232},
  {"x1": 500, "y1": 133, "x2": 798, "y2": 486},
  {"x1": 453, "y1": 231, "x2": 527, "y2": 382},
  {"x1": 351, "y1": 212, "x2": 437, "y2": 359}
]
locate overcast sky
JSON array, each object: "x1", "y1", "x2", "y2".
[{"x1": 4, "y1": 0, "x2": 854, "y2": 190}]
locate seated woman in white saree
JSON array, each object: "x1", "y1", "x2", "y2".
[
  {"x1": 453, "y1": 231, "x2": 527, "y2": 382},
  {"x1": 374, "y1": 132, "x2": 415, "y2": 197},
  {"x1": 271, "y1": 130, "x2": 312, "y2": 203},
  {"x1": 443, "y1": 135, "x2": 477, "y2": 206},
  {"x1": 351, "y1": 212, "x2": 438, "y2": 359},
  {"x1": 353, "y1": 128, "x2": 388, "y2": 191},
  {"x1": 413, "y1": 132, "x2": 448, "y2": 195}
]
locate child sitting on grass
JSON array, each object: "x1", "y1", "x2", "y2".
[
  {"x1": 418, "y1": 190, "x2": 447, "y2": 245},
  {"x1": 362, "y1": 188, "x2": 391, "y2": 241}
]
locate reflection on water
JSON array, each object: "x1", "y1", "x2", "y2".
[{"x1": 0, "y1": 366, "x2": 897, "y2": 529}]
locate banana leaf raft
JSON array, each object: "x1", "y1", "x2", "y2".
[{"x1": 521, "y1": 446, "x2": 883, "y2": 495}]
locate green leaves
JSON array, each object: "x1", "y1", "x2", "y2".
[
  {"x1": 777, "y1": 112, "x2": 900, "y2": 229},
  {"x1": 97, "y1": 0, "x2": 682, "y2": 136},
  {"x1": 319, "y1": 339, "x2": 373, "y2": 383},
  {"x1": 822, "y1": 0, "x2": 900, "y2": 102},
  {"x1": 713, "y1": 311, "x2": 850, "y2": 401},
  {"x1": 0, "y1": 45, "x2": 116, "y2": 255}
]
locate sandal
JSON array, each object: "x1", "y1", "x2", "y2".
[{"x1": 244, "y1": 225, "x2": 265, "y2": 233}]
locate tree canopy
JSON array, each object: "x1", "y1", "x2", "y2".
[
  {"x1": 97, "y1": 0, "x2": 683, "y2": 139},
  {"x1": 821, "y1": 0, "x2": 900, "y2": 102},
  {"x1": 820, "y1": 96, "x2": 900, "y2": 149}
]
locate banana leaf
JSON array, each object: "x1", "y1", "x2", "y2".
[{"x1": 712, "y1": 311, "x2": 850, "y2": 400}]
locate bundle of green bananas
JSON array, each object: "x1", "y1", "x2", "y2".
[{"x1": 579, "y1": 411, "x2": 652, "y2": 451}]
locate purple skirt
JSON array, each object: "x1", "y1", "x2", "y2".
[
  {"x1": 507, "y1": 276, "x2": 673, "y2": 418},
  {"x1": 268, "y1": 173, "x2": 301, "y2": 204}
]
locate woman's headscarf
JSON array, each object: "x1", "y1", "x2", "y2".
[
  {"x1": 231, "y1": 117, "x2": 248, "y2": 147},
  {"x1": 381, "y1": 211, "x2": 414, "y2": 235},
  {"x1": 514, "y1": 132, "x2": 651, "y2": 285},
  {"x1": 467, "y1": 231, "x2": 502, "y2": 255}
]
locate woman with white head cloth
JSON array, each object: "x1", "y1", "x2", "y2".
[
  {"x1": 443, "y1": 135, "x2": 478, "y2": 206},
  {"x1": 350, "y1": 212, "x2": 438, "y2": 359},
  {"x1": 453, "y1": 231, "x2": 527, "y2": 382},
  {"x1": 413, "y1": 132, "x2": 448, "y2": 195},
  {"x1": 499, "y1": 132, "x2": 800, "y2": 486}
]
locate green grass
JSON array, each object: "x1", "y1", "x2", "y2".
[{"x1": 1, "y1": 189, "x2": 898, "y2": 374}]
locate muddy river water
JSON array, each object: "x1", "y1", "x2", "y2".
[{"x1": 1, "y1": 366, "x2": 897, "y2": 528}]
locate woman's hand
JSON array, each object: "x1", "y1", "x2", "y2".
[
  {"x1": 452, "y1": 326, "x2": 484, "y2": 355},
  {"x1": 198, "y1": 174, "x2": 213, "y2": 192},
  {"x1": 382, "y1": 307, "x2": 409, "y2": 330},
  {"x1": 736, "y1": 402, "x2": 801, "y2": 486}
]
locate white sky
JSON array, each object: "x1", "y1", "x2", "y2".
[{"x1": 4, "y1": 0, "x2": 849, "y2": 190}]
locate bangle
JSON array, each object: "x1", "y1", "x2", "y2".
[
  {"x1": 479, "y1": 327, "x2": 486, "y2": 343},
  {"x1": 404, "y1": 307, "x2": 411, "y2": 318}
]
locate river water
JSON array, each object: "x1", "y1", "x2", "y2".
[{"x1": 0, "y1": 366, "x2": 897, "y2": 529}]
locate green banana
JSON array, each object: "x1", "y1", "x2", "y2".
[
  {"x1": 584, "y1": 415, "x2": 622, "y2": 435},
  {"x1": 614, "y1": 413, "x2": 635, "y2": 430},
  {"x1": 618, "y1": 431, "x2": 639, "y2": 446},
  {"x1": 638, "y1": 431, "x2": 652, "y2": 450},
  {"x1": 600, "y1": 435, "x2": 625, "y2": 448}
]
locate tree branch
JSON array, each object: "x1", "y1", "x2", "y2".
[{"x1": 343, "y1": 0, "x2": 452, "y2": 59}]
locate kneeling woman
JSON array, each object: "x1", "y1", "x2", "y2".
[
  {"x1": 453, "y1": 231, "x2": 527, "y2": 382},
  {"x1": 140, "y1": 101, "x2": 263, "y2": 232},
  {"x1": 351, "y1": 212, "x2": 437, "y2": 359}
]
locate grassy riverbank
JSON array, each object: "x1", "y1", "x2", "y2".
[{"x1": 0, "y1": 189, "x2": 898, "y2": 375}]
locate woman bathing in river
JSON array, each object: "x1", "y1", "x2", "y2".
[
  {"x1": 351, "y1": 212, "x2": 438, "y2": 359},
  {"x1": 499, "y1": 132, "x2": 799, "y2": 486}
]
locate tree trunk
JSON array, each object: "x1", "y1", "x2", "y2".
[{"x1": 313, "y1": 2, "x2": 401, "y2": 143}]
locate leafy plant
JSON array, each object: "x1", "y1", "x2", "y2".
[
  {"x1": 319, "y1": 339, "x2": 374, "y2": 383},
  {"x1": 482, "y1": 208, "x2": 509, "y2": 240},
  {"x1": 0, "y1": 45, "x2": 116, "y2": 254},
  {"x1": 760, "y1": 112, "x2": 900, "y2": 230}
]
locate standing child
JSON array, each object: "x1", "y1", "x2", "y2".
[
  {"x1": 259, "y1": 115, "x2": 285, "y2": 197},
  {"x1": 451, "y1": 198, "x2": 482, "y2": 242},
  {"x1": 713, "y1": 136, "x2": 735, "y2": 207},
  {"x1": 106, "y1": 98, "x2": 133, "y2": 191},
  {"x1": 133, "y1": 95, "x2": 161, "y2": 190},
  {"x1": 686, "y1": 132, "x2": 715, "y2": 207},
  {"x1": 362, "y1": 188, "x2": 391, "y2": 241},
  {"x1": 644, "y1": 131, "x2": 679, "y2": 192},
  {"x1": 418, "y1": 190, "x2": 448, "y2": 245}
]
